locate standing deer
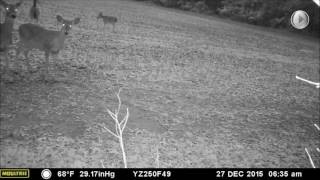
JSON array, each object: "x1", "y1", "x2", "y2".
[
  {"x1": 0, "y1": 5, "x2": 4, "y2": 22},
  {"x1": 0, "y1": 0, "x2": 22, "y2": 72},
  {"x1": 29, "y1": 0, "x2": 40, "y2": 23},
  {"x1": 16, "y1": 15, "x2": 80, "y2": 80},
  {"x1": 96, "y1": 12, "x2": 117, "y2": 32}
]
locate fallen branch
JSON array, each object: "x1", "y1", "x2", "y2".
[
  {"x1": 305, "y1": 148, "x2": 316, "y2": 168},
  {"x1": 296, "y1": 76, "x2": 320, "y2": 88},
  {"x1": 103, "y1": 88, "x2": 129, "y2": 168}
]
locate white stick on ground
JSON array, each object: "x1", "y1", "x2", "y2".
[
  {"x1": 101, "y1": 160, "x2": 105, "y2": 168},
  {"x1": 296, "y1": 76, "x2": 320, "y2": 88},
  {"x1": 314, "y1": 124, "x2": 320, "y2": 131},
  {"x1": 155, "y1": 146, "x2": 160, "y2": 168},
  {"x1": 305, "y1": 148, "x2": 316, "y2": 168},
  {"x1": 103, "y1": 88, "x2": 129, "y2": 168}
]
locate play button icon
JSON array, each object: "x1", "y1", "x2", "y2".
[{"x1": 291, "y1": 10, "x2": 309, "y2": 29}]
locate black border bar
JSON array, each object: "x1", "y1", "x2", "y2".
[{"x1": 0, "y1": 168, "x2": 319, "y2": 179}]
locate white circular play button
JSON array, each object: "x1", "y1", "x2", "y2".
[{"x1": 291, "y1": 10, "x2": 309, "y2": 29}]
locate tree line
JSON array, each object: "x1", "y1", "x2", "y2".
[{"x1": 135, "y1": 0, "x2": 319, "y2": 36}]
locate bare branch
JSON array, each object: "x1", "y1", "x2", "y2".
[
  {"x1": 155, "y1": 146, "x2": 160, "y2": 168},
  {"x1": 121, "y1": 108, "x2": 129, "y2": 132},
  {"x1": 116, "y1": 88, "x2": 122, "y2": 114},
  {"x1": 115, "y1": 122, "x2": 119, "y2": 136},
  {"x1": 107, "y1": 109, "x2": 117, "y2": 122},
  {"x1": 305, "y1": 148, "x2": 316, "y2": 168},
  {"x1": 103, "y1": 87, "x2": 129, "y2": 168},
  {"x1": 103, "y1": 126, "x2": 119, "y2": 138},
  {"x1": 101, "y1": 160, "x2": 105, "y2": 168},
  {"x1": 296, "y1": 76, "x2": 320, "y2": 88}
]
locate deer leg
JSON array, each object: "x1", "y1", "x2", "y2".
[
  {"x1": 44, "y1": 51, "x2": 50, "y2": 80},
  {"x1": 112, "y1": 24, "x2": 115, "y2": 33},
  {"x1": 96, "y1": 19, "x2": 99, "y2": 30},
  {"x1": 15, "y1": 45, "x2": 22, "y2": 71},
  {"x1": 16, "y1": 44, "x2": 31, "y2": 73},
  {"x1": 4, "y1": 49, "x2": 9, "y2": 72},
  {"x1": 24, "y1": 51, "x2": 32, "y2": 73},
  {"x1": 16, "y1": 44, "x2": 21, "y2": 58}
]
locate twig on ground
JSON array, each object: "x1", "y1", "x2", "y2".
[
  {"x1": 305, "y1": 148, "x2": 316, "y2": 168},
  {"x1": 155, "y1": 146, "x2": 160, "y2": 168},
  {"x1": 101, "y1": 160, "x2": 105, "y2": 168},
  {"x1": 103, "y1": 88, "x2": 129, "y2": 168},
  {"x1": 296, "y1": 76, "x2": 320, "y2": 88}
]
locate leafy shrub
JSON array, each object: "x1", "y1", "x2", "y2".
[
  {"x1": 159, "y1": 0, "x2": 179, "y2": 7},
  {"x1": 217, "y1": 0, "x2": 319, "y2": 34},
  {"x1": 191, "y1": 1, "x2": 209, "y2": 13}
]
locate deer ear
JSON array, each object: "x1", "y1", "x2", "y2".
[
  {"x1": 73, "y1": 17, "x2": 80, "y2": 25},
  {"x1": 56, "y1": 15, "x2": 64, "y2": 23},
  {"x1": 16, "y1": 0, "x2": 22, "y2": 7},
  {"x1": 0, "y1": 0, "x2": 8, "y2": 7}
]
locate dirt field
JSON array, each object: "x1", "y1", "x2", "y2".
[{"x1": 0, "y1": 0, "x2": 319, "y2": 168}]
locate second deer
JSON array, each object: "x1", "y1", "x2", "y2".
[
  {"x1": 29, "y1": 0, "x2": 40, "y2": 23},
  {"x1": 16, "y1": 15, "x2": 80, "y2": 80},
  {"x1": 0, "y1": 0, "x2": 22, "y2": 72},
  {"x1": 96, "y1": 12, "x2": 117, "y2": 32}
]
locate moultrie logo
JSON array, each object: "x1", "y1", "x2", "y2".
[{"x1": 0, "y1": 169, "x2": 30, "y2": 178}]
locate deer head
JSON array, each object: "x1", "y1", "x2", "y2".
[
  {"x1": 56, "y1": 15, "x2": 80, "y2": 35},
  {"x1": 0, "y1": 0, "x2": 22, "y2": 19}
]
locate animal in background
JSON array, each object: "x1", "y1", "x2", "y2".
[
  {"x1": 29, "y1": 0, "x2": 40, "y2": 23},
  {"x1": 0, "y1": 4, "x2": 4, "y2": 22},
  {"x1": 96, "y1": 12, "x2": 117, "y2": 32},
  {"x1": 0, "y1": 0, "x2": 22, "y2": 72},
  {"x1": 16, "y1": 15, "x2": 80, "y2": 80}
]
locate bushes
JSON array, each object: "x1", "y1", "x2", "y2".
[
  {"x1": 151, "y1": 0, "x2": 178, "y2": 8},
  {"x1": 191, "y1": 1, "x2": 209, "y2": 13},
  {"x1": 150, "y1": 0, "x2": 210, "y2": 13},
  {"x1": 159, "y1": 0, "x2": 178, "y2": 8},
  {"x1": 133, "y1": 0, "x2": 319, "y2": 34},
  {"x1": 216, "y1": 0, "x2": 319, "y2": 34}
]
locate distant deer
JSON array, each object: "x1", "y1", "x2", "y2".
[
  {"x1": 96, "y1": 12, "x2": 117, "y2": 32},
  {"x1": 29, "y1": 0, "x2": 40, "y2": 23},
  {"x1": 0, "y1": 0, "x2": 22, "y2": 72},
  {"x1": 0, "y1": 5, "x2": 4, "y2": 22},
  {"x1": 55, "y1": 14, "x2": 63, "y2": 28},
  {"x1": 0, "y1": 1, "x2": 5, "y2": 22},
  {"x1": 16, "y1": 15, "x2": 80, "y2": 80}
]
